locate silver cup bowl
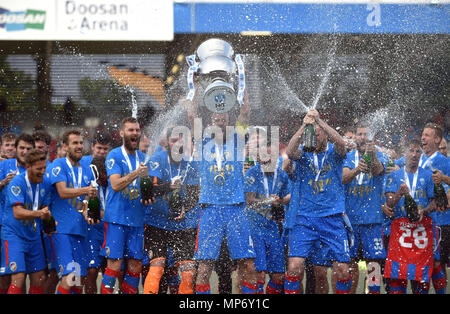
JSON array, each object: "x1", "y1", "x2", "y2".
[
  {"x1": 196, "y1": 38, "x2": 234, "y2": 61},
  {"x1": 196, "y1": 39, "x2": 238, "y2": 113}
]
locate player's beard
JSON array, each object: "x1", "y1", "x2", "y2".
[
  {"x1": 124, "y1": 134, "x2": 139, "y2": 152},
  {"x1": 68, "y1": 149, "x2": 82, "y2": 163},
  {"x1": 29, "y1": 170, "x2": 44, "y2": 184},
  {"x1": 357, "y1": 141, "x2": 366, "y2": 154},
  {"x1": 16, "y1": 155, "x2": 27, "y2": 167}
]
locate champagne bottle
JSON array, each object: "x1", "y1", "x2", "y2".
[
  {"x1": 433, "y1": 170, "x2": 448, "y2": 209},
  {"x1": 387, "y1": 160, "x2": 395, "y2": 168},
  {"x1": 404, "y1": 194, "x2": 420, "y2": 222},
  {"x1": 140, "y1": 176, "x2": 153, "y2": 202},
  {"x1": 303, "y1": 124, "x2": 316, "y2": 153},
  {"x1": 271, "y1": 203, "x2": 285, "y2": 222},
  {"x1": 87, "y1": 180, "x2": 101, "y2": 221},
  {"x1": 43, "y1": 216, "x2": 56, "y2": 234},
  {"x1": 88, "y1": 196, "x2": 101, "y2": 221},
  {"x1": 167, "y1": 188, "x2": 183, "y2": 220},
  {"x1": 363, "y1": 142, "x2": 373, "y2": 167}
]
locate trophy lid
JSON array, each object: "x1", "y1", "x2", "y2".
[{"x1": 196, "y1": 38, "x2": 234, "y2": 61}]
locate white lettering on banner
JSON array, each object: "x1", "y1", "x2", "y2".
[
  {"x1": 79, "y1": 17, "x2": 128, "y2": 32},
  {"x1": 65, "y1": 0, "x2": 128, "y2": 33},
  {"x1": 65, "y1": 1, "x2": 128, "y2": 16},
  {"x1": 57, "y1": 0, "x2": 174, "y2": 40},
  {"x1": 366, "y1": 3, "x2": 381, "y2": 27}
]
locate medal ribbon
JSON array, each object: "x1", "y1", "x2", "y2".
[
  {"x1": 262, "y1": 170, "x2": 279, "y2": 198},
  {"x1": 121, "y1": 145, "x2": 140, "y2": 187},
  {"x1": 355, "y1": 150, "x2": 364, "y2": 185},
  {"x1": 419, "y1": 151, "x2": 438, "y2": 170},
  {"x1": 404, "y1": 168, "x2": 419, "y2": 199},
  {"x1": 65, "y1": 157, "x2": 82, "y2": 189},
  {"x1": 312, "y1": 143, "x2": 329, "y2": 182},
  {"x1": 25, "y1": 172, "x2": 39, "y2": 211},
  {"x1": 167, "y1": 155, "x2": 182, "y2": 183}
]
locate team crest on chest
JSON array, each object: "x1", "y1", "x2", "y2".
[
  {"x1": 52, "y1": 166, "x2": 61, "y2": 177},
  {"x1": 11, "y1": 185, "x2": 21, "y2": 197},
  {"x1": 149, "y1": 161, "x2": 159, "y2": 171},
  {"x1": 107, "y1": 159, "x2": 115, "y2": 170}
]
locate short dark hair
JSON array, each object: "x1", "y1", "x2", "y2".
[
  {"x1": 93, "y1": 131, "x2": 112, "y2": 146},
  {"x1": 120, "y1": 117, "x2": 138, "y2": 130},
  {"x1": 423, "y1": 123, "x2": 443, "y2": 141},
  {"x1": 91, "y1": 156, "x2": 106, "y2": 176},
  {"x1": 355, "y1": 121, "x2": 370, "y2": 130},
  {"x1": 91, "y1": 156, "x2": 107, "y2": 186},
  {"x1": 15, "y1": 133, "x2": 35, "y2": 148},
  {"x1": 403, "y1": 138, "x2": 422, "y2": 150},
  {"x1": 25, "y1": 149, "x2": 46, "y2": 165},
  {"x1": 62, "y1": 129, "x2": 82, "y2": 145},
  {"x1": 33, "y1": 130, "x2": 52, "y2": 146}
]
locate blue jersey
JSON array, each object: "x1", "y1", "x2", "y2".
[
  {"x1": 0, "y1": 159, "x2": 26, "y2": 226},
  {"x1": 343, "y1": 150, "x2": 388, "y2": 225},
  {"x1": 193, "y1": 134, "x2": 246, "y2": 205},
  {"x1": 104, "y1": 146, "x2": 147, "y2": 227},
  {"x1": 2, "y1": 172, "x2": 52, "y2": 242},
  {"x1": 394, "y1": 156, "x2": 405, "y2": 168},
  {"x1": 385, "y1": 167, "x2": 434, "y2": 220},
  {"x1": 48, "y1": 157, "x2": 94, "y2": 237},
  {"x1": 244, "y1": 164, "x2": 289, "y2": 228},
  {"x1": 418, "y1": 151, "x2": 449, "y2": 175},
  {"x1": 290, "y1": 143, "x2": 346, "y2": 217},
  {"x1": 80, "y1": 155, "x2": 93, "y2": 169},
  {"x1": 418, "y1": 152, "x2": 450, "y2": 226},
  {"x1": 145, "y1": 150, "x2": 199, "y2": 230}
]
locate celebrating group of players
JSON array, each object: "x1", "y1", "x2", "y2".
[{"x1": 0, "y1": 95, "x2": 448, "y2": 294}]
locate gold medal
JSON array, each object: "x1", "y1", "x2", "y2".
[
  {"x1": 313, "y1": 181, "x2": 319, "y2": 195},
  {"x1": 129, "y1": 187, "x2": 139, "y2": 200},
  {"x1": 214, "y1": 174, "x2": 226, "y2": 185},
  {"x1": 214, "y1": 167, "x2": 226, "y2": 186}
]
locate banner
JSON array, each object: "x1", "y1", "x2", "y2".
[{"x1": 0, "y1": 0, "x2": 173, "y2": 41}]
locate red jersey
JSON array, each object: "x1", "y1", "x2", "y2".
[{"x1": 384, "y1": 216, "x2": 436, "y2": 282}]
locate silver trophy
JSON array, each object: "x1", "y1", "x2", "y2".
[{"x1": 186, "y1": 38, "x2": 246, "y2": 113}]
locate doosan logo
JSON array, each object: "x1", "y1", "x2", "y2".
[{"x1": 0, "y1": 7, "x2": 46, "y2": 31}]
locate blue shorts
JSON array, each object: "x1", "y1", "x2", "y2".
[
  {"x1": 100, "y1": 222, "x2": 144, "y2": 261},
  {"x1": 87, "y1": 237, "x2": 104, "y2": 269},
  {"x1": 194, "y1": 204, "x2": 256, "y2": 261},
  {"x1": 350, "y1": 224, "x2": 386, "y2": 260},
  {"x1": 0, "y1": 235, "x2": 46, "y2": 275},
  {"x1": 288, "y1": 214, "x2": 351, "y2": 263},
  {"x1": 42, "y1": 233, "x2": 58, "y2": 271},
  {"x1": 52, "y1": 233, "x2": 88, "y2": 278},
  {"x1": 308, "y1": 240, "x2": 333, "y2": 267},
  {"x1": 250, "y1": 223, "x2": 285, "y2": 273}
]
